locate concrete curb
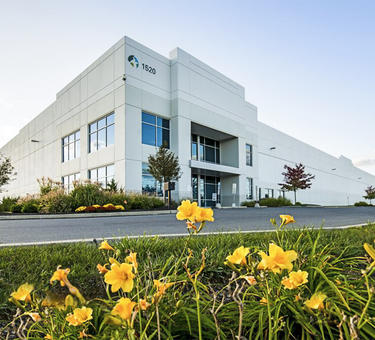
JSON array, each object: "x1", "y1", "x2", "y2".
[
  {"x1": 0, "y1": 223, "x2": 367, "y2": 248},
  {"x1": 0, "y1": 209, "x2": 177, "y2": 221}
]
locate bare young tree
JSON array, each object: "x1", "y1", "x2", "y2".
[
  {"x1": 0, "y1": 154, "x2": 16, "y2": 192},
  {"x1": 279, "y1": 163, "x2": 315, "y2": 204}
]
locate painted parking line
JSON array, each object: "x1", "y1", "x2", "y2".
[{"x1": 0, "y1": 223, "x2": 367, "y2": 248}]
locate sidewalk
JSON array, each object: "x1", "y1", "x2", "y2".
[{"x1": 0, "y1": 209, "x2": 177, "y2": 220}]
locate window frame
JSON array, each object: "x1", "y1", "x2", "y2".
[
  {"x1": 62, "y1": 173, "x2": 81, "y2": 192},
  {"x1": 246, "y1": 144, "x2": 253, "y2": 166},
  {"x1": 88, "y1": 164, "x2": 114, "y2": 188},
  {"x1": 141, "y1": 111, "x2": 170, "y2": 148},
  {"x1": 142, "y1": 162, "x2": 163, "y2": 196},
  {"x1": 62, "y1": 130, "x2": 81, "y2": 162},
  {"x1": 88, "y1": 112, "x2": 115, "y2": 153},
  {"x1": 246, "y1": 177, "x2": 253, "y2": 200}
]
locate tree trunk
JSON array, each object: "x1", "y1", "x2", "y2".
[{"x1": 294, "y1": 190, "x2": 297, "y2": 205}]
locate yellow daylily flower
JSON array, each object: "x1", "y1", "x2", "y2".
[
  {"x1": 75, "y1": 206, "x2": 87, "y2": 212},
  {"x1": 115, "y1": 205, "x2": 125, "y2": 211},
  {"x1": 176, "y1": 200, "x2": 198, "y2": 222},
  {"x1": 153, "y1": 279, "x2": 175, "y2": 302},
  {"x1": 257, "y1": 243, "x2": 297, "y2": 273},
  {"x1": 79, "y1": 330, "x2": 89, "y2": 338},
  {"x1": 226, "y1": 246, "x2": 250, "y2": 266},
  {"x1": 243, "y1": 275, "x2": 257, "y2": 285},
  {"x1": 282, "y1": 270, "x2": 308, "y2": 289},
  {"x1": 28, "y1": 312, "x2": 42, "y2": 322},
  {"x1": 99, "y1": 240, "x2": 114, "y2": 251},
  {"x1": 126, "y1": 252, "x2": 138, "y2": 271},
  {"x1": 50, "y1": 266, "x2": 86, "y2": 304},
  {"x1": 66, "y1": 306, "x2": 93, "y2": 326},
  {"x1": 364, "y1": 243, "x2": 375, "y2": 267},
  {"x1": 304, "y1": 292, "x2": 326, "y2": 310},
  {"x1": 50, "y1": 267, "x2": 70, "y2": 286},
  {"x1": 104, "y1": 263, "x2": 135, "y2": 293},
  {"x1": 280, "y1": 215, "x2": 295, "y2": 226},
  {"x1": 111, "y1": 297, "x2": 136, "y2": 321},
  {"x1": 194, "y1": 207, "x2": 214, "y2": 223},
  {"x1": 97, "y1": 263, "x2": 109, "y2": 274},
  {"x1": 45, "y1": 335, "x2": 53, "y2": 340},
  {"x1": 139, "y1": 298, "x2": 151, "y2": 311},
  {"x1": 10, "y1": 283, "x2": 34, "y2": 303}
]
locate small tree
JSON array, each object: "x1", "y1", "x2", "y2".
[
  {"x1": 0, "y1": 154, "x2": 16, "y2": 192},
  {"x1": 148, "y1": 145, "x2": 182, "y2": 201},
  {"x1": 364, "y1": 185, "x2": 375, "y2": 205},
  {"x1": 279, "y1": 163, "x2": 315, "y2": 204}
]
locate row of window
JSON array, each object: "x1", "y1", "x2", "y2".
[
  {"x1": 62, "y1": 112, "x2": 115, "y2": 163},
  {"x1": 191, "y1": 135, "x2": 221, "y2": 164},
  {"x1": 62, "y1": 164, "x2": 114, "y2": 191},
  {"x1": 62, "y1": 111, "x2": 172, "y2": 164}
]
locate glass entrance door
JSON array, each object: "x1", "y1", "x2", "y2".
[{"x1": 192, "y1": 174, "x2": 221, "y2": 207}]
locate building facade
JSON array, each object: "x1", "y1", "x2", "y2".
[{"x1": 1, "y1": 36, "x2": 374, "y2": 206}]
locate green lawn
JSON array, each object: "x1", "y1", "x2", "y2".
[{"x1": 1, "y1": 224, "x2": 375, "y2": 338}]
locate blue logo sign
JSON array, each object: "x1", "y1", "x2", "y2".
[{"x1": 128, "y1": 55, "x2": 139, "y2": 68}]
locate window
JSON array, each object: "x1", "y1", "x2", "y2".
[
  {"x1": 62, "y1": 173, "x2": 81, "y2": 192},
  {"x1": 142, "y1": 112, "x2": 170, "y2": 148},
  {"x1": 192, "y1": 135, "x2": 220, "y2": 164},
  {"x1": 142, "y1": 162, "x2": 163, "y2": 196},
  {"x1": 88, "y1": 164, "x2": 114, "y2": 188},
  {"x1": 246, "y1": 177, "x2": 253, "y2": 200},
  {"x1": 62, "y1": 130, "x2": 80, "y2": 162},
  {"x1": 246, "y1": 144, "x2": 253, "y2": 166},
  {"x1": 89, "y1": 112, "x2": 115, "y2": 153}
]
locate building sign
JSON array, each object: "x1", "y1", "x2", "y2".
[{"x1": 128, "y1": 55, "x2": 156, "y2": 75}]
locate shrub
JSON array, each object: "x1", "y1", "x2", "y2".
[
  {"x1": 102, "y1": 192, "x2": 129, "y2": 206},
  {"x1": 10, "y1": 203, "x2": 23, "y2": 213},
  {"x1": 260, "y1": 197, "x2": 292, "y2": 207},
  {"x1": 294, "y1": 201, "x2": 303, "y2": 206},
  {"x1": 37, "y1": 177, "x2": 61, "y2": 195},
  {"x1": 241, "y1": 200, "x2": 256, "y2": 207},
  {"x1": 127, "y1": 194, "x2": 164, "y2": 210},
  {"x1": 21, "y1": 201, "x2": 39, "y2": 213},
  {"x1": 0, "y1": 196, "x2": 18, "y2": 212},
  {"x1": 40, "y1": 189, "x2": 75, "y2": 214},
  {"x1": 354, "y1": 201, "x2": 370, "y2": 207},
  {"x1": 70, "y1": 181, "x2": 106, "y2": 208}
]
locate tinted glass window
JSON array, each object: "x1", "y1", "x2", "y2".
[
  {"x1": 142, "y1": 112, "x2": 156, "y2": 124},
  {"x1": 106, "y1": 125, "x2": 114, "y2": 146},
  {"x1": 88, "y1": 113, "x2": 115, "y2": 153},
  {"x1": 142, "y1": 123, "x2": 156, "y2": 146},
  {"x1": 62, "y1": 129, "x2": 80, "y2": 162},
  {"x1": 97, "y1": 129, "x2": 106, "y2": 150},
  {"x1": 106, "y1": 113, "x2": 115, "y2": 125},
  {"x1": 205, "y1": 146, "x2": 215, "y2": 163},
  {"x1": 98, "y1": 117, "x2": 106, "y2": 129},
  {"x1": 142, "y1": 112, "x2": 170, "y2": 148}
]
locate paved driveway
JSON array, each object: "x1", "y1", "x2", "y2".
[{"x1": 0, "y1": 207, "x2": 375, "y2": 245}]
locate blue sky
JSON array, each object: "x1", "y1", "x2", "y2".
[{"x1": 0, "y1": 1, "x2": 374, "y2": 174}]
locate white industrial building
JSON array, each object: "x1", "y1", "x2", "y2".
[{"x1": 0, "y1": 36, "x2": 374, "y2": 206}]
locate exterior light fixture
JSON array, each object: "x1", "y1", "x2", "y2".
[
  {"x1": 331, "y1": 168, "x2": 336, "y2": 171},
  {"x1": 358, "y1": 177, "x2": 362, "y2": 180},
  {"x1": 270, "y1": 147, "x2": 276, "y2": 150},
  {"x1": 31, "y1": 139, "x2": 40, "y2": 143}
]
